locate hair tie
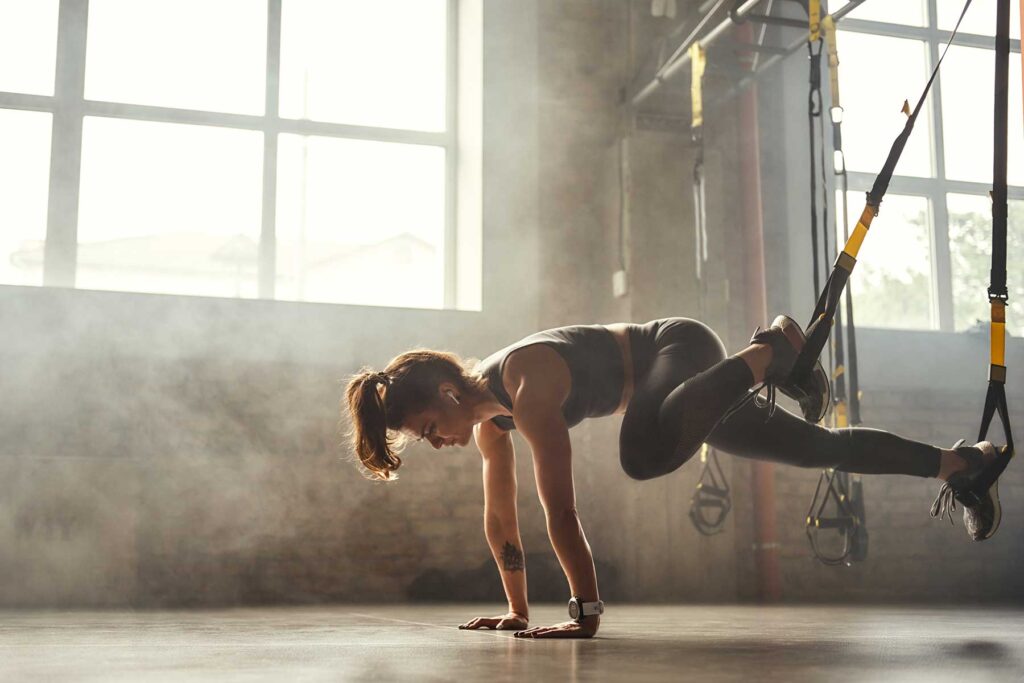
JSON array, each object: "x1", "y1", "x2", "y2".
[{"x1": 374, "y1": 372, "x2": 391, "y2": 386}]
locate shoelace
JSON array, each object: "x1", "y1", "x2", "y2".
[
  {"x1": 930, "y1": 483, "x2": 957, "y2": 526},
  {"x1": 722, "y1": 325, "x2": 780, "y2": 424},
  {"x1": 721, "y1": 382, "x2": 777, "y2": 423},
  {"x1": 930, "y1": 440, "x2": 988, "y2": 527}
]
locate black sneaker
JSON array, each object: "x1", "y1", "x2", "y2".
[
  {"x1": 723, "y1": 314, "x2": 804, "y2": 422},
  {"x1": 770, "y1": 315, "x2": 831, "y2": 424},
  {"x1": 930, "y1": 440, "x2": 1002, "y2": 541}
]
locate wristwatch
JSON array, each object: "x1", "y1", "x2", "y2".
[{"x1": 567, "y1": 596, "x2": 604, "y2": 623}]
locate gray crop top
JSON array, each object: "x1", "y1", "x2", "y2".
[{"x1": 472, "y1": 324, "x2": 625, "y2": 431}]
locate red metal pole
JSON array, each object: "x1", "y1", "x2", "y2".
[{"x1": 736, "y1": 22, "x2": 783, "y2": 603}]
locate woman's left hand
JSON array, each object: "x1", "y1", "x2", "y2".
[{"x1": 513, "y1": 618, "x2": 598, "y2": 639}]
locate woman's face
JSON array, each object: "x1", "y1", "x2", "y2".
[{"x1": 405, "y1": 387, "x2": 474, "y2": 450}]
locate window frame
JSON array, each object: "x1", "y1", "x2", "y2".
[
  {"x1": 0, "y1": 0, "x2": 462, "y2": 308},
  {"x1": 838, "y1": 0, "x2": 1023, "y2": 332}
]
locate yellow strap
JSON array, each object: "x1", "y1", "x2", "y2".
[
  {"x1": 823, "y1": 15, "x2": 840, "y2": 109},
  {"x1": 991, "y1": 300, "x2": 1006, "y2": 367},
  {"x1": 809, "y1": 0, "x2": 821, "y2": 42},
  {"x1": 691, "y1": 43, "x2": 706, "y2": 130},
  {"x1": 832, "y1": 400, "x2": 848, "y2": 429},
  {"x1": 841, "y1": 205, "x2": 876, "y2": 259}
]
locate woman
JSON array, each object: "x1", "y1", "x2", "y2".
[{"x1": 343, "y1": 315, "x2": 1006, "y2": 639}]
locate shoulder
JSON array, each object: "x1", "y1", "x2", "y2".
[{"x1": 501, "y1": 343, "x2": 571, "y2": 405}]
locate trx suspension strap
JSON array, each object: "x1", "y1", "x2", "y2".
[
  {"x1": 692, "y1": 42, "x2": 709, "y2": 309},
  {"x1": 789, "y1": 0, "x2": 976, "y2": 405},
  {"x1": 687, "y1": 41, "x2": 733, "y2": 536},
  {"x1": 805, "y1": 17, "x2": 868, "y2": 565},
  {"x1": 807, "y1": 0, "x2": 826, "y2": 295},
  {"x1": 971, "y1": 0, "x2": 1015, "y2": 487},
  {"x1": 823, "y1": 14, "x2": 862, "y2": 433}
]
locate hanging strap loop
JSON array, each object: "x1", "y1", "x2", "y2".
[{"x1": 689, "y1": 444, "x2": 732, "y2": 536}]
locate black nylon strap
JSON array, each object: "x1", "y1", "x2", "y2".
[
  {"x1": 808, "y1": 39, "x2": 824, "y2": 294},
  {"x1": 867, "y1": 0, "x2": 974, "y2": 208},
  {"x1": 990, "y1": 0, "x2": 1010, "y2": 300}
]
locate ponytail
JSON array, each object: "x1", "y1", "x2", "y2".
[{"x1": 343, "y1": 370, "x2": 403, "y2": 481}]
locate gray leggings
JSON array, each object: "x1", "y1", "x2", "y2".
[{"x1": 618, "y1": 318, "x2": 941, "y2": 481}]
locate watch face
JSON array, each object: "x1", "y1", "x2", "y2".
[{"x1": 569, "y1": 601, "x2": 580, "y2": 619}]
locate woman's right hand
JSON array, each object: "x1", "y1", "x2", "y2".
[{"x1": 458, "y1": 612, "x2": 529, "y2": 631}]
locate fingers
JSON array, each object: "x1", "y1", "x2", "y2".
[
  {"x1": 459, "y1": 615, "x2": 533, "y2": 632},
  {"x1": 514, "y1": 626, "x2": 560, "y2": 638},
  {"x1": 514, "y1": 623, "x2": 589, "y2": 639},
  {"x1": 458, "y1": 617, "x2": 497, "y2": 630}
]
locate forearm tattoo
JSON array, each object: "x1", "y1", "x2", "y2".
[{"x1": 501, "y1": 541, "x2": 525, "y2": 572}]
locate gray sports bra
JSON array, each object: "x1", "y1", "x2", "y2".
[{"x1": 473, "y1": 324, "x2": 625, "y2": 431}]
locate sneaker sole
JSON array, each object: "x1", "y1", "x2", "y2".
[
  {"x1": 987, "y1": 477, "x2": 1002, "y2": 539},
  {"x1": 980, "y1": 446, "x2": 1006, "y2": 540},
  {"x1": 771, "y1": 315, "x2": 805, "y2": 353}
]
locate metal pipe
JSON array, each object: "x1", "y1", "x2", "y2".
[
  {"x1": 711, "y1": 0, "x2": 870, "y2": 111},
  {"x1": 735, "y1": 13, "x2": 808, "y2": 29},
  {"x1": 633, "y1": 0, "x2": 870, "y2": 109},
  {"x1": 735, "y1": 21, "x2": 783, "y2": 603},
  {"x1": 630, "y1": 0, "x2": 760, "y2": 106}
]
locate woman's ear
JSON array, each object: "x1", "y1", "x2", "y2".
[{"x1": 438, "y1": 381, "x2": 457, "y2": 401}]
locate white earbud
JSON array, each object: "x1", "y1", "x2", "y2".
[{"x1": 446, "y1": 390, "x2": 460, "y2": 405}]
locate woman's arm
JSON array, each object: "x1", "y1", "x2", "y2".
[
  {"x1": 510, "y1": 374, "x2": 601, "y2": 638},
  {"x1": 476, "y1": 422, "x2": 529, "y2": 619}
]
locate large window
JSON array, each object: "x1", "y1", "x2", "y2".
[
  {"x1": 0, "y1": 0, "x2": 469, "y2": 309},
  {"x1": 833, "y1": 0, "x2": 1023, "y2": 334}
]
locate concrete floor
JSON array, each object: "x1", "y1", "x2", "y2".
[{"x1": 1, "y1": 604, "x2": 1023, "y2": 682}]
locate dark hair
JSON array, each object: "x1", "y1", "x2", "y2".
[{"x1": 341, "y1": 348, "x2": 488, "y2": 482}]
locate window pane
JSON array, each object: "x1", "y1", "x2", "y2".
[
  {"x1": 280, "y1": 0, "x2": 447, "y2": 131},
  {"x1": 85, "y1": 0, "x2": 266, "y2": 114},
  {"x1": 832, "y1": 0, "x2": 926, "y2": 26},
  {"x1": 0, "y1": 109, "x2": 51, "y2": 286},
  {"x1": 276, "y1": 135, "x2": 445, "y2": 307},
  {"x1": 941, "y1": 45, "x2": 1024, "y2": 184},
  {"x1": 77, "y1": 118, "x2": 264, "y2": 298},
  {"x1": 836, "y1": 193, "x2": 934, "y2": 329},
  {"x1": 0, "y1": 0, "x2": 59, "y2": 95},
  {"x1": 837, "y1": 32, "x2": 932, "y2": 177},
  {"x1": 938, "y1": 0, "x2": 1021, "y2": 39},
  {"x1": 947, "y1": 193, "x2": 1023, "y2": 335}
]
